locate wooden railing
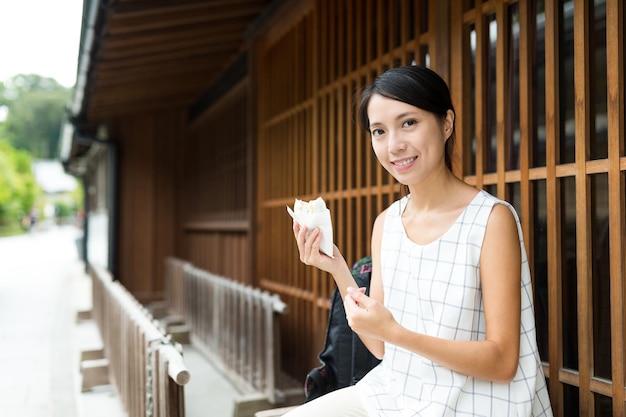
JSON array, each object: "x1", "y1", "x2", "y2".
[
  {"x1": 165, "y1": 257, "x2": 288, "y2": 405},
  {"x1": 89, "y1": 263, "x2": 190, "y2": 417},
  {"x1": 163, "y1": 257, "x2": 188, "y2": 323}
]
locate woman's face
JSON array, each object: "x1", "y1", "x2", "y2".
[{"x1": 367, "y1": 94, "x2": 453, "y2": 186}]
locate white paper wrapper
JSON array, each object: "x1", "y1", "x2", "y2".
[{"x1": 287, "y1": 197, "x2": 334, "y2": 257}]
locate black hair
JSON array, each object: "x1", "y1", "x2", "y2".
[{"x1": 356, "y1": 65, "x2": 456, "y2": 171}]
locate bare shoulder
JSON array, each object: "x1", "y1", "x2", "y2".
[
  {"x1": 482, "y1": 202, "x2": 520, "y2": 259},
  {"x1": 373, "y1": 207, "x2": 389, "y2": 229},
  {"x1": 486, "y1": 202, "x2": 518, "y2": 234},
  {"x1": 371, "y1": 207, "x2": 389, "y2": 244}
]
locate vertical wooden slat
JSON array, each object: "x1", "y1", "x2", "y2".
[
  {"x1": 376, "y1": 0, "x2": 383, "y2": 68},
  {"x1": 429, "y1": 0, "x2": 450, "y2": 81},
  {"x1": 338, "y1": 83, "x2": 346, "y2": 252},
  {"x1": 375, "y1": 0, "x2": 385, "y2": 216},
  {"x1": 474, "y1": 2, "x2": 486, "y2": 188},
  {"x1": 573, "y1": 0, "x2": 593, "y2": 414},
  {"x1": 342, "y1": 0, "x2": 359, "y2": 195},
  {"x1": 399, "y1": 0, "x2": 409, "y2": 64},
  {"x1": 355, "y1": 0, "x2": 363, "y2": 70},
  {"x1": 544, "y1": 1, "x2": 564, "y2": 414},
  {"x1": 413, "y1": 0, "x2": 421, "y2": 62},
  {"x1": 354, "y1": 2, "x2": 364, "y2": 260},
  {"x1": 365, "y1": 0, "x2": 374, "y2": 234},
  {"x1": 329, "y1": 89, "x2": 336, "y2": 196},
  {"x1": 518, "y1": 0, "x2": 533, "y2": 262},
  {"x1": 346, "y1": 1, "x2": 355, "y2": 259},
  {"x1": 310, "y1": 0, "x2": 322, "y2": 367},
  {"x1": 448, "y1": 1, "x2": 465, "y2": 178},
  {"x1": 495, "y1": 1, "x2": 508, "y2": 199},
  {"x1": 388, "y1": 0, "x2": 395, "y2": 55},
  {"x1": 606, "y1": 0, "x2": 626, "y2": 415},
  {"x1": 339, "y1": 0, "x2": 346, "y2": 78},
  {"x1": 329, "y1": 0, "x2": 336, "y2": 84}
]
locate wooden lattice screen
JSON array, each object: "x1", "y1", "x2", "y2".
[
  {"x1": 450, "y1": 1, "x2": 625, "y2": 416},
  {"x1": 252, "y1": 1, "x2": 625, "y2": 416},
  {"x1": 254, "y1": 0, "x2": 433, "y2": 390}
]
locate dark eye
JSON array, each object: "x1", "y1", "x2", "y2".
[
  {"x1": 371, "y1": 128, "x2": 384, "y2": 137},
  {"x1": 402, "y1": 119, "x2": 417, "y2": 127}
]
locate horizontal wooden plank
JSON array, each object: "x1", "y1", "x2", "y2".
[
  {"x1": 183, "y1": 221, "x2": 249, "y2": 232},
  {"x1": 108, "y1": 1, "x2": 265, "y2": 34}
]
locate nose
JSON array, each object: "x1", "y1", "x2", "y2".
[{"x1": 388, "y1": 130, "x2": 406, "y2": 153}]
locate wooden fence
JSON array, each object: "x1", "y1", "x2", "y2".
[
  {"x1": 164, "y1": 257, "x2": 289, "y2": 405},
  {"x1": 89, "y1": 263, "x2": 190, "y2": 417}
]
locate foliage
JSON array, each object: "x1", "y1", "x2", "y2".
[
  {"x1": 69, "y1": 180, "x2": 84, "y2": 209},
  {"x1": 54, "y1": 184, "x2": 84, "y2": 220},
  {"x1": 0, "y1": 74, "x2": 70, "y2": 159},
  {"x1": 0, "y1": 140, "x2": 39, "y2": 231},
  {"x1": 0, "y1": 74, "x2": 81, "y2": 235}
]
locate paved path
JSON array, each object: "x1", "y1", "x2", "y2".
[
  {"x1": 0, "y1": 224, "x2": 267, "y2": 417},
  {"x1": 0, "y1": 225, "x2": 124, "y2": 417}
]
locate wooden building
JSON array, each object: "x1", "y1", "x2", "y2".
[{"x1": 60, "y1": 1, "x2": 625, "y2": 415}]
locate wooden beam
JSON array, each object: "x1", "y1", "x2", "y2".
[
  {"x1": 544, "y1": 0, "x2": 564, "y2": 414},
  {"x1": 606, "y1": 0, "x2": 626, "y2": 415},
  {"x1": 573, "y1": 0, "x2": 593, "y2": 414}
]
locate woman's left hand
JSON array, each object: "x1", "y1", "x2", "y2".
[{"x1": 344, "y1": 286, "x2": 396, "y2": 341}]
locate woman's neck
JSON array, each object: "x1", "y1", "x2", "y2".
[{"x1": 405, "y1": 170, "x2": 469, "y2": 213}]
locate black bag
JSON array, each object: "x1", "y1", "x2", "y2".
[{"x1": 304, "y1": 256, "x2": 381, "y2": 402}]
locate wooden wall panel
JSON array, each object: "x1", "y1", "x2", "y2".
[
  {"x1": 254, "y1": 0, "x2": 431, "y2": 381},
  {"x1": 181, "y1": 80, "x2": 252, "y2": 284},
  {"x1": 153, "y1": 111, "x2": 184, "y2": 297},
  {"x1": 116, "y1": 110, "x2": 185, "y2": 303},
  {"x1": 250, "y1": 0, "x2": 625, "y2": 413},
  {"x1": 184, "y1": 231, "x2": 248, "y2": 283},
  {"x1": 453, "y1": 1, "x2": 626, "y2": 415},
  {"x1": 118, "y1": 114, "x2": 156, "y2": 300}
]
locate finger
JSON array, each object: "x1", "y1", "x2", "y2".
[
  {"x1": 350, "y1": 288, "x2": 376, "y2": 311},
  {"x1": 348, "y1": 286, "x2": 367, "y2": 301},
  {"x1": 297, "y1": 225, "x2": 311, "y2": 248},
  {"x1": 292, "y1": 221, "x2": 301, "y2": 238},
  {"x1": 346, "y1": 287, "x2": 367, "y2": 308},
  {"x1": 302, "y1": 228, "x2": 323, "y2": 263},
  {"x1": 295, "y1": 225, "x2": 312, "y2": 263},
  {"x1": 343, "y1": 292, "x2": 361, "y2": 317},
  {"x1": 304, "y1": 228, "x2": 320, "y2": 254},
  {"x1": 296, "y1": 224, "x2": 307, "y2": 242}
]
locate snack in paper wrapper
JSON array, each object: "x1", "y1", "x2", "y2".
[{"x1": 287, "y1": 197, "x2": 334, "y2": 257}]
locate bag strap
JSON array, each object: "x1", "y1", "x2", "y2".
[
  {"x1": 349, "y1": 256, "x2": 379, "y2": 384},
  {"x1": 351, "y1": 333, "x2": 372, "y2": 384}
]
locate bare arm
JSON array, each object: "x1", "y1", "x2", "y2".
[
  {"x1": 292, "y1": 217, "x2": 385, "y2": 359},
  {"x1": 355, "y1": 210, "x2": 386, "y2": 359},
  {"x1": 345, "y1": 204, "x2": 522, "y2": 383}
]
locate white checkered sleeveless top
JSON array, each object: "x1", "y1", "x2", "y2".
[{"x1": 357, "y1": 190, "x2": 553, "y2": 417}]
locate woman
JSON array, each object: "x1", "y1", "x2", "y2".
[{"x1": 289, "y1": 66, "x2": 553, "y2": 416}]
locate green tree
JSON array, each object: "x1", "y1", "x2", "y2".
[
  {"x1": 0, "y1": 140, "x2": 39, "y2": 231},
  {"x1": 1, "y1": 74, "x2": 70, "y2": 159}
]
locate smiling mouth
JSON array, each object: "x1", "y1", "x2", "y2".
[{"x1": 392, "y1": 157, "x2": 417, "y2": 167}]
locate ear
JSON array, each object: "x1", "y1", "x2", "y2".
[{"x1": 443, "y1": 109, "x2": 455, "y2": 140}]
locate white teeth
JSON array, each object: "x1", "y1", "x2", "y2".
[{"x1": 394, "y1": 157, "x2": 416, "y2": 166}]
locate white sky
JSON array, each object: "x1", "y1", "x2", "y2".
[{"x1": 0, "y1": 0, "x2": 84, "y2": 88}]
